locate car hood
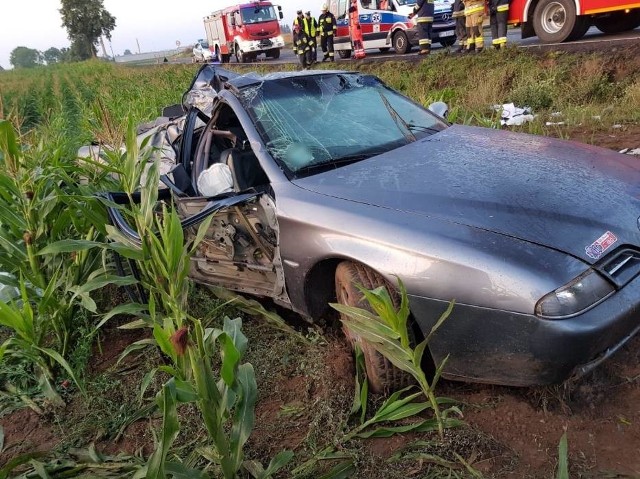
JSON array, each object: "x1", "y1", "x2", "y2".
[{"x1": 292, "y1": 125, "x2": 640, "y2": 264}]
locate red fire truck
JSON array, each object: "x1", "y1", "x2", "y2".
[
  {"x1": 203, "y1": 2, "x2": 285, "y2": 63},
  {"x1": 509, "y1": 0, "x2": 640, "y2": 43}
]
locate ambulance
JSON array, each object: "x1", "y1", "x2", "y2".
[{"x1": 330, "y1": 0, "x2": 457, "y2": 57}]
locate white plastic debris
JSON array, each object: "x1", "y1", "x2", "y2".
[
  {"x1": 197, "y1": 163, "x2": 234, "y2": 197},
  {"x1": 625, "y1": 148, "x2": 640, "y2": 156},
  {"x1": 551, "y1": 112, "x2": 563, "y2": 117},
  {"x1": 612, "y1": 124, "x2": 623, "y2": 129},
  {"x1": 493, "y1": 103, "x2": 535, "y2": 126},
  {"x1": 620, "y1": 148, "x2": 629, "y2": 154},
  {"x1": 0, "y1": 272, "x2": 19, "y2": 303},
  {"x1": 545, "y1": 121, "x2": 566, "y2": 126},
  {"x1": 592, "y1": 115, "x2": 602, "y2": 120}
]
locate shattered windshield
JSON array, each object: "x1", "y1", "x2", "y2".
[
  {"x1": 240, "y1": 6, "x2": 277, "y2": 24},
  {"x1": 240, "y1": 73, "x2": 447, "y2": 177}
]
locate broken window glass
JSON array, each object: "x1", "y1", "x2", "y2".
[{"x1": 240, "y1": 73, "x2": 447, "y2": 177}]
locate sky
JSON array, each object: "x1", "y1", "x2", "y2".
[{"x1": 0, "y1": 0, "x2": 306, "y2": 69}]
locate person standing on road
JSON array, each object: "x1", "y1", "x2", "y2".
[
  {"x1": 293, "y1": 20, "x2": 312, "y2": 68},
  {"x1": 464, "y1": 0, "x2": 485, "y2": 52},
  {"x1": 293, "y1": 9, "x2": 304, "y2": 38},
  {"x1": 408, "y1": 0, "x2": 435, "y2": 55},
  {"x1": 490, "y1": 0, "x2": 510, "y2": 49},
  {"x1": 304, "y1": 11, "x2": 319, "y2": 63},
  {"x1": 452, "y1": 0, "x2": 467, "y2": 53},
  {"x1": 318, "y1": 3, "x2": 337, "y2": 62}
]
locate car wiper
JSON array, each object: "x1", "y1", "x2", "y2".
[
  {"x1": 406, "y1": 124, "x2": 443, "y2": 135},
  {"x1": 293, "y1": 154, "x2": 373, "y2": 177},
  {"x1": 378, "y1": 91, "x2": 417, "y2": 143}
]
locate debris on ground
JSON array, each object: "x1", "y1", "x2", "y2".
[
  {"x1": 493, "y1": 103, "x2": 535, "y2": 126},
  {"x1": 619, "y1": 148, "x2": 640, "y2": 155}
]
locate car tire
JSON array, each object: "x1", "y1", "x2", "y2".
[
  {"x1": 222, "y1": 53, "x2": 231, "y2": 63},
  {"x1": 335, "y1": 261, "x2": 415, "y2": 393},
  {"x1": 393, "y1": 30, "x2": 411, "y2": 54},
  {"x1": 215, "y1": 46, "x2": 221, "y2": 62},
  {"x1": 379, "y1": 47, "x2": 391, "y2": 53},
  {"x1": 338, "y1": 49, "x2": 352, "y2": 59},
  {"x1": 593, "y1": 10, "x2": 640, "y2": 34},
  {"x1": 439, "y1": 37, "x2": 456, "y2": 47},
  {"x1": 532, "y1": 0, "x2": 579, "y2": 43}
]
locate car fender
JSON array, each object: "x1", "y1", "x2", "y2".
[{"x1": 273, "y1": 184, "x2": 587, "y2": 320}]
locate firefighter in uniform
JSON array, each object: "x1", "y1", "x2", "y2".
[
  {"x1": 318, "y1": 3, "x2": 337, "y2": 62},
  {"x1": 292, "y1": 9, "x2": 304, "y2": 41},
  {"x1": 490, "y1": 0, "x2": 510, "y2": 49},
  {"x1": 293, "y1": 19, "x2": 312, "y2": 68},
  {"x1": 408, "y1": 0, "x2": 434, "y2": 55},
  {"x1": 452, "y1": 0, "x2": 467, "y2": 53},
  {"x1": 464, "y1": 0, "x2": 484, "y2": 52},
  {"x1": 304, "y1": 11, "x2": 319, "y2": 63}
]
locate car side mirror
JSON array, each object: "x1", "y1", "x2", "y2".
[
  {"x1": 428, "y1": 101, "x2": 449, "y2": 119},
  {"x1": 279, "y1": 11, "x2": 284, "y2": 19}
]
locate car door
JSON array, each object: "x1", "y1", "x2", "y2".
[{"x1": 174, "y1": 101, "x2": 288, "y2": 303}]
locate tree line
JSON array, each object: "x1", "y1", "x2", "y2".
[{"x1": 8, "y1": 0, "x2": 115, "y2": 69}]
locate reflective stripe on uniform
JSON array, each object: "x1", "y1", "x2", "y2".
[
  {"x1": 329, "y1": 51, "x2": 334, "y2": 56},
  {"x1": 497, "y1": 4, "x2": 509, "y2": 11},
  {"x1": 497, "y1": 36, "x2": 507, "y2": 44},
  {"x1": 452, "y1": 10, "x2": 464, "y2": 17},
  {"x1": 419, "y1": 38, "x2": 432, "y2": 45},
  {"x1": 465, "y1": 5, "x2": 484, "y2": 15},
  {"x1": 417, "y1": 16, "x2": 434, "y2": 22}
]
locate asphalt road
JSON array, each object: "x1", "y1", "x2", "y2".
[{"x1": 194, "y1": 26, "x2": 640, "y2": 66}]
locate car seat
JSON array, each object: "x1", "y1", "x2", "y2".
[{"x1": 219, "y1": 148, "x2": 269, "y2": 192}]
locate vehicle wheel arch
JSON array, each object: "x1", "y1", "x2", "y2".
[{"x1": 303, "y1": 256, "x2": 425, "y2": 340}]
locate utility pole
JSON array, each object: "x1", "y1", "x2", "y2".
[
  {"x1": 136, "y1": 38, "x2": 141, "y2": 53},
  {"x1": 99, "y1": 36, "x2": 109, "y2": 59}
]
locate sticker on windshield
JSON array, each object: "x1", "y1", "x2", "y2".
[{"x1": 585, "y1": 231, "x2": 617, "y2": 259}]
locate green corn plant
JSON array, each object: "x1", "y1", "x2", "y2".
[
  {"x1": 100, "y1": 122, "x2": 291, "y2": 478},
  {"x1": 293, "y1": 284, "x2": 463, "y2": 478},
  {"x1": 556, "y1": 431, "x2": 569, "y2": 479},
  {"x1": 0, "y1": 119, "x2": 137, "y2": 403},
  {"x1": 331, "y1": 279, "x2": 456, "y2": 437}
]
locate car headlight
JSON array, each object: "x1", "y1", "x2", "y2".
[{"x1": 535, "y1": 269, "x2": 614, "y2": 319}]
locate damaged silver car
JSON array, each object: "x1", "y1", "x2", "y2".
[{"x1": 101, "y1": 64, "x2": 640, "y2": 392}]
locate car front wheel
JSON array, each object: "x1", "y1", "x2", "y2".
[
  {"x1": 393, "y1": 30, "x2": 411, "y2": 54},
  {"x1": 335, "y1": 261, "x2": 414, "y2": 393}
]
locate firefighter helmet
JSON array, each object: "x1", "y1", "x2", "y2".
[{"x1": 321, "y1": 3, "x2": 328, "y2": 11}]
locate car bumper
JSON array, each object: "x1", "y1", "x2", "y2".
[
  {"x1": 406, "y1": 21, "x2": 457, "y2": 46},
  {"x1": 409, "y1": 273, "x2": 640, "y2": 386}
]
